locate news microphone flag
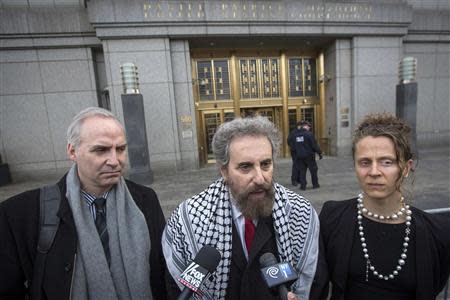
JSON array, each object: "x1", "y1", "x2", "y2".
[
  {"x1": 178, "y1": 261, "x2": 209, "y2": 295},
  {"x1": 260, "y1": 261, "x2": 298, "y2": 288},
  {"x1": 177, "y1": 245, "x2": 221, "y2": 300},
  {"x1": 259, "y1": 252, "x2": 298, "y2": 300}
]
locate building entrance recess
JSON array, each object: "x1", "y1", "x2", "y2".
[{"x1": 192, "y1": 50, "x2": 325, "y2": 165}]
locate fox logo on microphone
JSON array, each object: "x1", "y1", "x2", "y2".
[{"x1": 178, "y1": 262, "x2": 208, "y2": 292}]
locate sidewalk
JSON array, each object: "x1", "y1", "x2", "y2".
[{"x1": 2, "y1": 146, "x2": 448, "y2": 218}]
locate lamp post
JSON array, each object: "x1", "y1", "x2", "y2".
[
  {"x1": 396, "y1": 57, "x2": 418, "y2": 157},
  {"x1": 120, "y1": 62, "x2": 153, "y2": 184}
]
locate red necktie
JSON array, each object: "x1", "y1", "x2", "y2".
[{"x1": 244, "y1": 218, "x2": 255, "y2": 252}]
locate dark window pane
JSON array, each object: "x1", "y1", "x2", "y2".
[
  {"x1": 240, "y1": 59, "x2": 259, "y2": 99},
  {"x1": 204, "y1": 113, "x2": 221, "y2": 160},
  {"x1": 288, "y1": 109, "x2": 297, "y2": 133},
  {"x1": 302, "y1": 107, "x2": 314, "y2": 124},
  {"x1": 214, "y1": 60, "x2": 231, "y2": 100},
  {"x1": 240, "y1": 60, "x2": 250, "y2": 99},
  {"x1": 262, "y1": 59, "x2": 280, "y2": 98},
  {"x1": 289, "y1": 58, "x2": 303, "y2": 97},
  {"x1": 197, "y1": 61, "x2": 214, "y2": 101},
  {"x1": 270, "y1": 59, "x2": 280, "y2": 97},
  {"x1": 304, "y1": 58, "x2": 317, "y2": 97}
]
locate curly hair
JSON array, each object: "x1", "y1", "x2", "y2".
[{"x1": 352, "y1": 113, "x2": 414, "y2": 192}]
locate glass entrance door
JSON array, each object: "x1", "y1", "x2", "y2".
[
  {"x1": 287, "y1": 105, "x2": 329, "y2": 154},
  {"x1": 288, "y1": 106, "x2": 316, "y2": 136},
  {"x1": 199, "y1": 110, "x2": 235, "y2": 164}
]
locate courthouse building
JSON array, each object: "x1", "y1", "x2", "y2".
[{"x1": 0, "y1": 0, "x2": 449, "y2": 178}]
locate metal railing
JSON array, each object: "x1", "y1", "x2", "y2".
[{"x1": 425, "y1": 207, "x2": 450, "y2": 300}]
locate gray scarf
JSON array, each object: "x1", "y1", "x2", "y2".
[
  {"x1": 162, "y1": 178, "x2": 319, "y2": 299},
  {"x1": 66, "y1": 165, "x2": 153, "y2": 300}
]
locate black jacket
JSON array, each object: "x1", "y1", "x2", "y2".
[
  {"x1": 0, "y1": 175, "x2": 171, "y2": 300},
  {"x1": 311, "y1": 198, "x2": 450, "y2": 300},
  {"x1": 225, "y1": 216, "x2": 279, "y2": 300},
  {"x1": 288, "y1": 128, "x2": 321, "y2": 159}
]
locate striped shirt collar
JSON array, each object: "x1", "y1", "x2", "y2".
[{"x1": 81, "y1": 190, "x2": 110, "y2": 206}]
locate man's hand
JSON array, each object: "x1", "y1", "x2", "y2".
[
  {"x1": 287, "y1": 291, "x2": 298, "y2": 300},
  {"x1": 319, "y1": 153, "x2": 323, "y2": 160}
]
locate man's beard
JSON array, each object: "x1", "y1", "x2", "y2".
[{"x1": 228, "y1": 179, "x2": 275, "y2": 219}]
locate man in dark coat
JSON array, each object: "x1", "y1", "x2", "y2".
[
  {"x1": 0, "y1": 107, "x2": 174, "y2": 300},
  {"x1": 289, "y1": 121, "x2": 322, "y2": 191}
]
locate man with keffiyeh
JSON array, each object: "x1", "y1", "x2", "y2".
[
  {"x1": 0, "y1": 107, "x2": 173, "y2": 300},
  {"x1": 163, "y1": 116, "x2": 320, "y2": 300}
]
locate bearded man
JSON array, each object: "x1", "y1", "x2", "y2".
[{"x1": 162, "y1": 116, "x2": 320, "y2": 300}]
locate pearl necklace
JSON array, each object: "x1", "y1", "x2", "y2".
[
  {"x1": 361, "y1": 196, "x2": 406, "y2": 220},
  {"x1": 357, "y1": 193, "x2": 412, "y2": 281}
]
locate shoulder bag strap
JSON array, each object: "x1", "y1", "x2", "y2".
[{"x1": 29, "y1": 184, "x2": 61, "y2": 299}]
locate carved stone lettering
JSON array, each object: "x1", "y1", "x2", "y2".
[{"x1": 143, "y1": 1, "x2": 373, "y2": 21}]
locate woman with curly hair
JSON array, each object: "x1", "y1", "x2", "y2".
[{"x1": 311, "y1": 113, "x2": 450, "y2": 300}]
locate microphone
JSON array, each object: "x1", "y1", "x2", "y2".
[
  {"x1": 259, "y1": 253, "x2": 298, "y2": 300},
  {"x1": 177, "y1": 245, "x2": 221, "y2": 300}
]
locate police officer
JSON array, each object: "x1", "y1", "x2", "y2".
[{"x1": 290, "y1": 121, "x2": 323, "y2": 190}]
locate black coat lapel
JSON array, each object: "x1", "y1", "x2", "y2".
[
  {"x1": 248, "y1": 217, "x2": 272, "y2": 264},
  {"x1": 232, "y1": 222, "x2": 248, "y2": 272}
]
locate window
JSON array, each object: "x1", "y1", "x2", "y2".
[
  {"x1": 288, "y1": 57, "x2": 318, "y2": 97},
  {"x1": 197, "y1": 60, "x2": 231, "y2": 101},
  {"x1": 239, "y1": 58, "x2": 280, "y2": 99},
  {"x1": 240, "y1": 59, "x2": 259, "y2": 99},
  {"x1": 304, "y1": 58, "x2": 317, "y2": 96},
  {"x1": 261, "y1": 58, "x2": 280, "y2": 98}
]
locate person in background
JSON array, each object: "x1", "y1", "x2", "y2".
[
  {"x1": 163, "y1": 116, "x2": 320, "y2": 300},
  {"x1": 288, "y1": 120, "x2": 323, "y2": 191},
  {"x1": 0, "y1": 107, "x2": 173, "y2": 299},
  {"x1": 312, "y1": 113, "x2": 450, "y2": 300}
]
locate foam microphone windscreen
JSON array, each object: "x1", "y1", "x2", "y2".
[
  {"x1": 194, "y1": 245, "x2": 221, "y2": 273},
  {"x1": 177, "y1": 245, "x2": 222, "y2": 300},
  {"x1": 260, "y1": 252, "x2": 278, "y2": 267}
]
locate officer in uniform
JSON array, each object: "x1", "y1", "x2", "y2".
[{"x1": 290, "y1": 121, "x2": 323, "y2": 190}]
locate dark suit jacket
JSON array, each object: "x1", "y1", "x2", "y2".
[
  {"x1": 225, "y1": 216, "x2": 280, "y2": 300},
  {"x1": 311, "y1": 198, "x2": 450, "y2": 300},
  {"x1": 0, "y1": 175, "x2": 173, "y2": 300}
]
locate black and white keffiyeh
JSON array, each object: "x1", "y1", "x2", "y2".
[{"x1": 162, "y1": 178, "x2": 319, "y2": 299}]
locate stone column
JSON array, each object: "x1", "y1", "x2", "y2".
[
  {"x1": 324, "y1": 39, "x2": 353, "y2": 156},
  {"x1": 351, "y1": 36, "x2": 403, "y2": 121},
  {"x1": 169, "y1": 40, "x2": 199, "y2": 170}
]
